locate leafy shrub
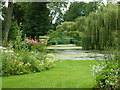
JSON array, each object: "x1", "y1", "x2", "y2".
[
  {"x1": 57, "y1": 40, "x2": 70, "y2": 44},
  {"x1": 91, "y1": 51, "x2": 119, "y2": 89},
  {"x1": 1, "y1": 29, "x2": 53, "y2": 76},
  {"x1": 14, "y1": 31, "x2": 46, "y2": 52},
  {"x1": 1, "y1": 48, "x2": 58, "y2": 76},
  {"x1": 3, "y1": 30, "x2": 47, "y2": 53},
  {"x1": 44, "y1": 54, "x2": 57, "y2": 69}
]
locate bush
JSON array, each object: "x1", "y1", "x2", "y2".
[
  {"x1": 91, "y1": 50, "x2": 119, "y2": 89},
  {"x1": 1, "y1": 29, "x2": 54, "y2": 76},
  {"x1": 14, "y1": 31, "x2": 47, "y2": 52},
  {"x1": 1, "y1": 47, "x2": 58, "y2": 76},
  {"x1": 2, "y1": 30, "x2": 47, "y2": 53}
]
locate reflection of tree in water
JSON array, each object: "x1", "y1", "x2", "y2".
[{"x1": 70, "y1": 39, "x2": 73, "y2": 44}]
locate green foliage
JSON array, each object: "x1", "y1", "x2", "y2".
[
  {"x1": 3, "y1": 2, "x2": 51, "y2": 40},
  {"x1": 64, "y1": 2, "x2": 98, "y2": 21},
  {"x1": 75, "y1": 16, "x2": 86, "y2": 32},
  {"x1": 76, "y1": 3, "x2": 119, "y2": 50},
  {"x1": 47, "y1": 3, "x2": 119, "y2": 49},
  {"x1": 1, "y1": 48, "x2": 57, "y2": 76},
  {"x1": 2, "y1": 4, "x2": 22, "y2": 41},
  {"x1": 8, "y1": 19, "x2": 20, "y2": 41},
  {"x1": 91, "y1": 50, "x2": 119, "y2": 89},
  {"x1": 12, "y1": 2, "x2": 26, "y2": 25},
  {"x1": 1, "y1": 27, "x2": 57, "y2": 76},
  {"x1": 4, "y1": 30, "x2": 46, "y2": 52},
  {"x1": 48, "y1": 22, "x2": 81, "y2": 45},
  {"x1": 2, "y1": 2, "x2": 27, "y2": 41},
  {"x1": 23, "y1": 2, "x2": 51, "y2": 38}
]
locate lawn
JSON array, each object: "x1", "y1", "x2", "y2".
[{"x1": 2, "y1": 60, "x2": 97, "y2": 88}]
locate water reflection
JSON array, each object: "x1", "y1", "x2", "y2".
[{"x1": 47, "y1": 49, "x2": 105, "y2": 60}]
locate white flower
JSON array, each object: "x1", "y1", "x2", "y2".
[
  {"x1": 0, "y1": 46, "x2": 6, "y2": 49},
  {"x1": 9, "y1": 50, "x2": 14, "y2": 53},
  {"x1": 4, "y1": 50, "x2": 14, "y2": 53}
]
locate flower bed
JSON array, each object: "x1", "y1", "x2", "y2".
[
  {"x1": 1, "y1": 30, "x2": 58, "y2": 76},
  {"x1": 1, "y1": 48, "x2": 58, "y2": 76},
  {"x1": 91, "y1": 51, "x2": 119, "y2": 89}
]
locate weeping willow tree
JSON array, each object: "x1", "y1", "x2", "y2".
[{"x1": 75, "y1": 3, "x2": 118, "y2": 50}]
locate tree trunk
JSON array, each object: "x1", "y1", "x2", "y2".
[{"x1": 3, "y1": 1, "x2": 13, "y2": 42}]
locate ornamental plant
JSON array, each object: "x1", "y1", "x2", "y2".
[
  {"x1": 25, "y1": 38, "x2": 47, "y2": 53},
  {"x1": 91, "y1": 50, "x2": 119, "y2": 89},
  {"x1": 4, "y1": 30, "x2": 47, "y2": 53},
  {"x1": 1, "y1": 48, "x2": 58, "y2": 76},
  {"x1": 1, "y1": 30, "x2": 57, "y2": 76}
]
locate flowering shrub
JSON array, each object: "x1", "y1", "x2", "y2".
[
  {"x1": 14, "y1": 37, "x2": 46, "y2": 52},
  {"x1": 1, "y1": 48, "x2": 58, "y2": 76},
  {"x1": 1, "y1": 30, "x2": 58, "y2": 76},
  {"x1": 3, "y1": 30, "x2": 47, "y2": 52},
  {"x1": 44, "y1": 54, "x2": 58, "y2": 69},
  {"x1": 24, "y1": 38, "x2": 47, "y2": 52},
  {"x1": 91, "y1": 51, "x2": 119, "y2": 89},
  {"x1": 26, "y1": 39, "x2": 38, "y2": 43}
]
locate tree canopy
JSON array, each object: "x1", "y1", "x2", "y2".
[
  {"x1": 75, "y1": 3, "x2": 119, "y2": 50},
  {"x1": 2, "y1": 2, "x2": 51, "y2": 40},
  {"x1": 23, "y1": 2, "x2": 51, "y2": 39},
  {"x1": 2, "y1": 1, "x2": 120, "y2": 50},
  {"x1": 64, "y1": 2, "x2": 98, "y2": 21}
]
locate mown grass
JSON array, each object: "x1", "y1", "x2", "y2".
[
  {"x1": 2, "y1": 60, "x2": 97, "y2": 88},
  {"x1": 0, "y1": 78, "x2": 1, "y2": 89}
]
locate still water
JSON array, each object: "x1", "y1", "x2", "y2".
[{"x1": 47, "y1": 49, "x2": 105, "y2": 60}]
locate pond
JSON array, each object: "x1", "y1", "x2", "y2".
[{"x1": 47, "y1": 49, "x2": 105, "y2": 60}]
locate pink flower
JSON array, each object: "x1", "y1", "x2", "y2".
[
  {"x1": 41, "y1": 40, "x2": 48, "y2": 44},
  {"x1": 28, "y1": 40, "x2": 32, "y2": 43},
  {"x1": 26, "y1": 39, "x2": 38, "y2": 43},
  {"x1": 31, "y1": 39, "x2": 34, "y2": 42},
  {"x1": 34, "y1": 40, "x2": 38, "y2": 43},
  {"x1": 42, "y1": 41, "x2": 44, "y2": 44},
  {"x1": 26, "y1": 39, "x2": 29, "y2": 41}
]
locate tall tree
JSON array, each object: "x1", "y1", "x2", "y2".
[
  {"x1": 79, "y1": 3, "x2": 118, "y2": 50},
  {"x1": 64, "y1": 2, "x2": 98, "y2": 21},
  {"x1": 3, "y1": 0, "x2": 13, "y2": 42},
  {"x1": 23, "y1": 2, "x2": 51, "y2": 39},
  {"x1": 12, "y1": 2, "x2": 26, "y2": 26}
]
